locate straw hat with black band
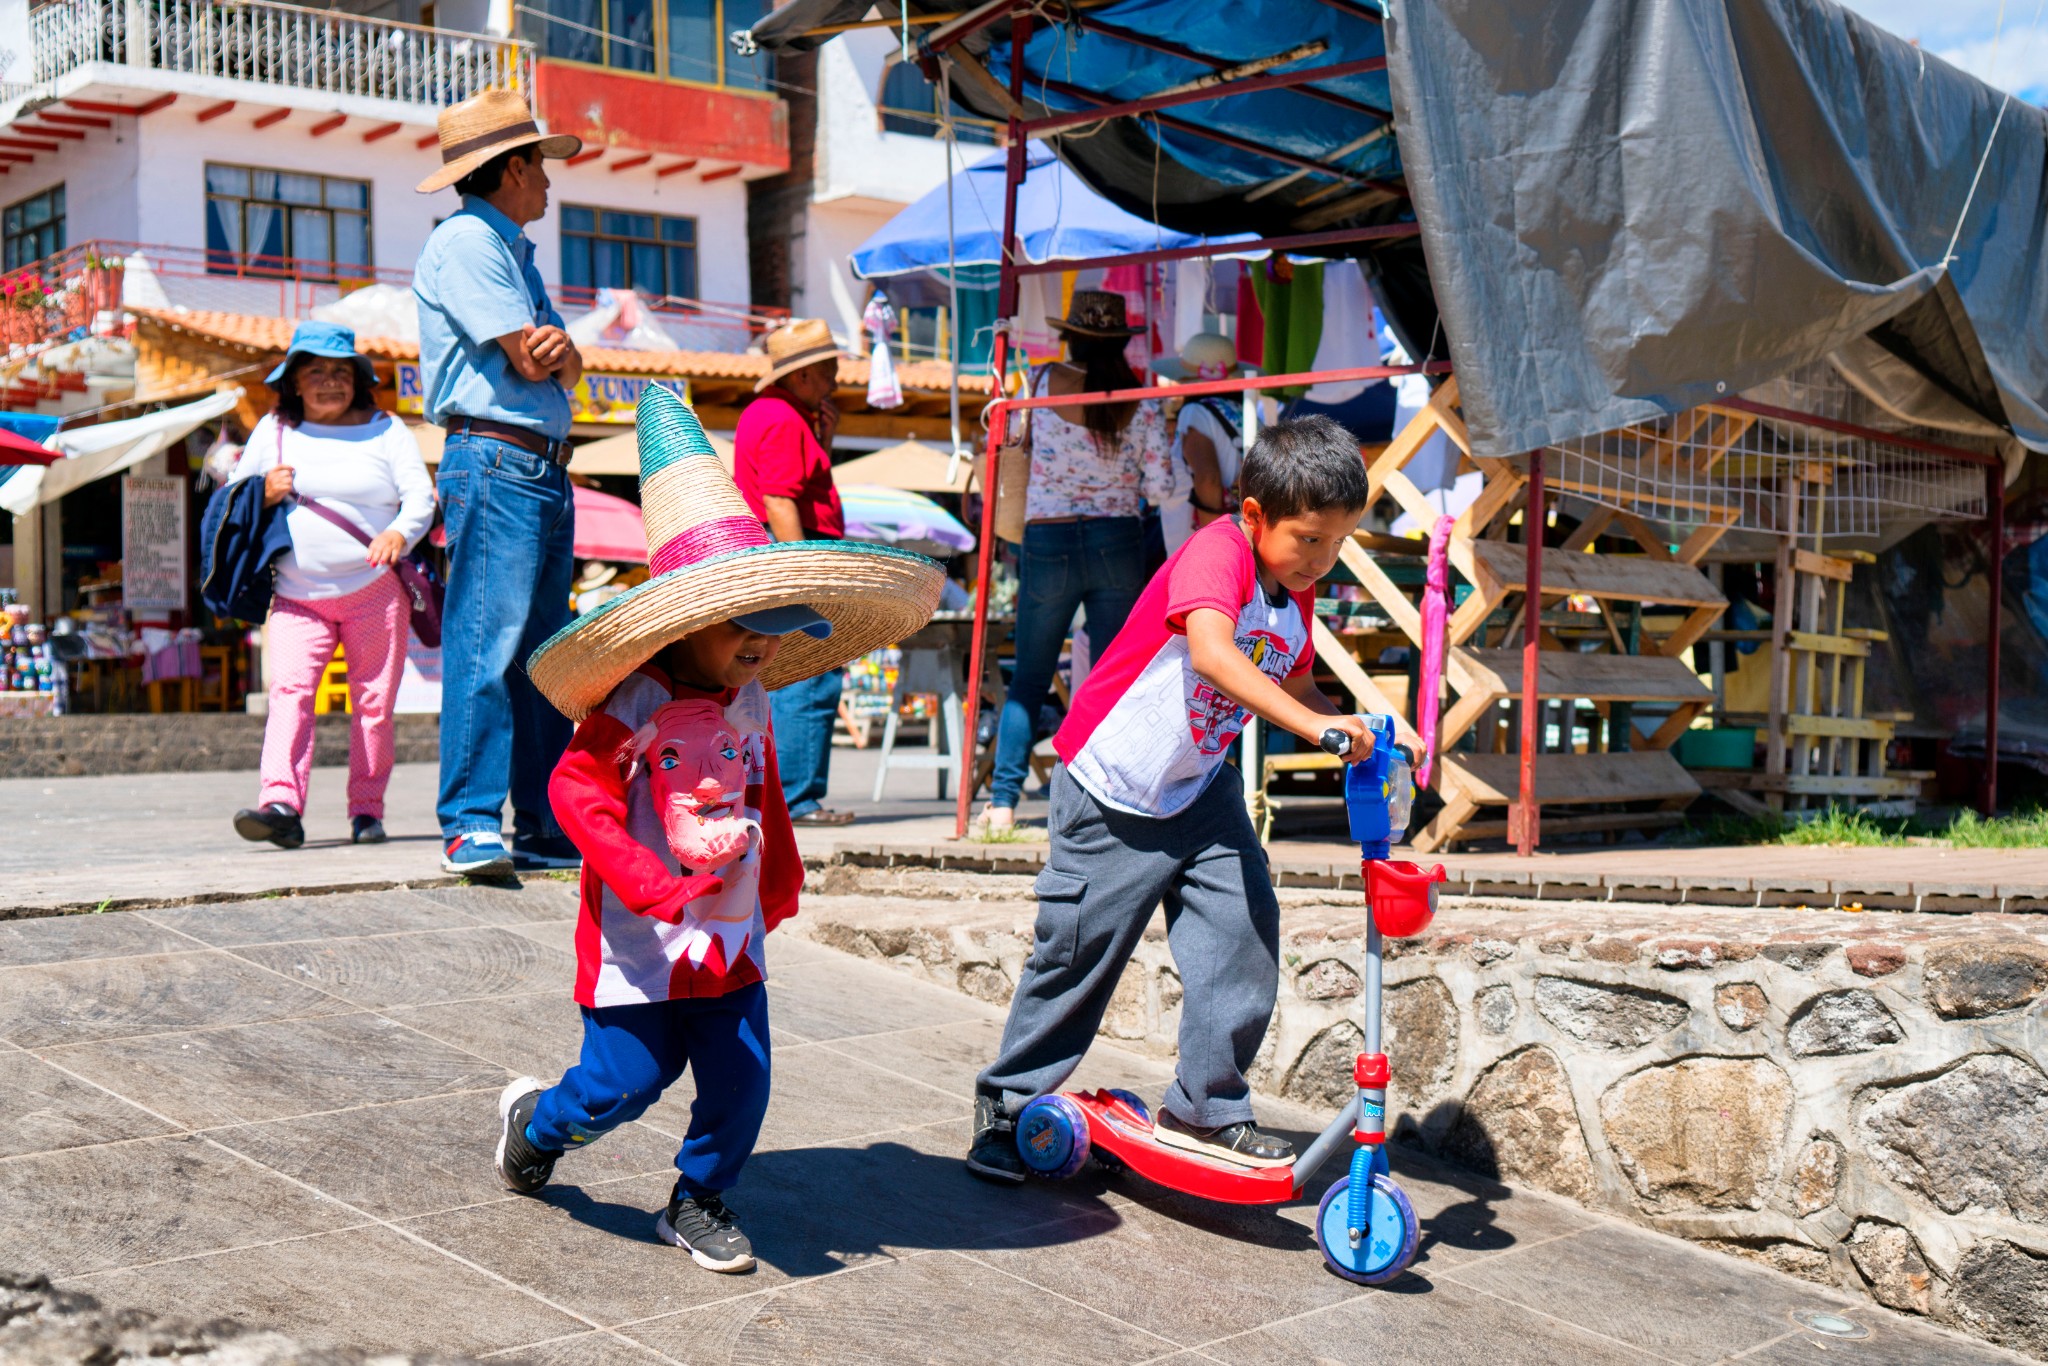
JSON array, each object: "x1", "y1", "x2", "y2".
[
  {"x1": 416, "y1": 89, "x2": 582, "y2": 195},
  {"x1": 754, "y1": 317, "x2": 843, "y2": 394},
  {"x1": 527, "y1": 384, "x2": 945, "y2": 722},
  {"x1": 1048, "y1": 289, "x2": 1146, "y2": 339}
]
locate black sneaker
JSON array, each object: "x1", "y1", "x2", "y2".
[
  {"x1": 233, "y1": 803, "x2": 304, "y2": 849},
  {"x1": 966, "y1": 1091, "x2": 1027, "y2": 1184},
  {"x1": 511, "y1": 833, "x2": 582, "y2": 872},
  {"x1": 494, "y1": 1077, "x2": 560, "y2": 1195},
  {"x1": 1154, "y1": 1110, "x2": 1295, "y2": 1168},
  {"x1": 350, "y1": 815, "x2": 387, "y2": 845},
  {"x1": 657, "y1": 1188, "x2": 755, "y2": 1273}
]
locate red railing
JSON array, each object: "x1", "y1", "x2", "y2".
[{"x1": 0, "y1": 240, "x2": 786, "y2": 354}]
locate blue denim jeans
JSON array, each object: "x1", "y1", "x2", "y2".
[
  {"x1": 434, "y1": 433, "x2": 576, "y2": 842},
  {"x1": 990, "y1": 516, "x2": 1145, "y2": 809},
  {"x1": 770, "y1": 667, "x2": 842, "y2": 816},
  {"x1": 528, "y1": 983, "x2": 771, "y2": 1198}
]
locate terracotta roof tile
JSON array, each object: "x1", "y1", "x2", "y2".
[{"x1": 129, "y1": 308, "x2": 991, "y2": 395}]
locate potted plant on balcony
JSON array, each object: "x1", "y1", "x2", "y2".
[{"x1": 82, "y1": 247, "x2": 124, "y2": 319}]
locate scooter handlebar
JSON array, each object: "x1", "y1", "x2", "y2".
[{"x1": 1319, "y1": 729, "x2": 1352, "y2": 758}]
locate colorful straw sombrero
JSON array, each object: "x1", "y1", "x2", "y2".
[{"x1": 527, "y1": 386, "x2": 945, "y2": 722}]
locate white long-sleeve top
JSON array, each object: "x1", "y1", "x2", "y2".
[{"x1": 230, "y1": 412, "x2": 436, "y2": 602}]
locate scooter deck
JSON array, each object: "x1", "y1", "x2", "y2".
[{"x1": 1066, "y1": 1090, "x2": 1297, "y2": 1205}]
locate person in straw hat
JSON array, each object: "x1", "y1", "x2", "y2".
[
  {"x1": 732, "y1": 317, "x2": 855, "y2": 826},
  {"x1": 413, "y1": 88, "x2": 585, "y2": 878},
  {"x1": 1154, "y1": 331, "x2": 1246, "y2": 555},
  {"x1": 497, "y1": 385, "x2": 942, "y2": 1273}
]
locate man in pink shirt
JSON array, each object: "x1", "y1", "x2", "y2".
[{"x1": 734, "y1": 319, "x2": 855, "y2": 826}]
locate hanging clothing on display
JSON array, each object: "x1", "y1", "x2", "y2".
[
  {"x1": 1302, "y1": 261, "x2": 1378, "y2": 405},
  {"x1": 1234, "y1": 261, "x2": 1264, "y2": 369},
  {"x1": 1249, "y1": 258, "x2": 1323, "y2": 396},
  {"x1": 863, "y1": 292, "x2": 904, "y2": 410}
]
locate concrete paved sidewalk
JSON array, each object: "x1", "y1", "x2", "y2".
[{"x1": 0, "y1": 881, "x2": 2020, "y2": 1364}]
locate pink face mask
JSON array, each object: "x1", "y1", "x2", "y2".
[{"x1": 629, "y1": 700, "x2": 758, "y2": 872}]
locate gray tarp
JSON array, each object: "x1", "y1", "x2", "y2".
[{"x1": 1385, "y1": 0, "x2": 2048, "y2": 458}]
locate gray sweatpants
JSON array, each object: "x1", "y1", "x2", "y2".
[{"x1": 977, "y1": 764, "x2": 1281, "y2": 1129}]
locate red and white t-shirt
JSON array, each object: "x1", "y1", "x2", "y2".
[
  {"x1": 549, "y1": 666, "x2": 800, "y2": 1007},
  {"x1": 1054, "y1": 517, "x2": 1315, "y2": 817}
]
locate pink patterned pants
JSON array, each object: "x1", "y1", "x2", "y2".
[{"x1": 258, "y1": 573, "x2": 408, "y2": 820}]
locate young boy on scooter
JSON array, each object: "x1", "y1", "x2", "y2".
[{"x1": 968, "y1": 415, "x2": 1375, "y2": 1182}]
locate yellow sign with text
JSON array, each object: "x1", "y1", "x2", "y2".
[{"x1": 394, "y1": 364, "x2": 689, "y2": 425}]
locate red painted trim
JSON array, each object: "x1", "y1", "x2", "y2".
[
  {"x1": 1023, "y1": 56, "x2": 1388, "y2": 135},
  {"x1": 608, "y1": 152, "x2": 652, "y2": 173},
  {"x1": 415, "y1": 132, "x2": 440, "y2": 149},
  {"x1": 37, "y1": 113, "x2": 111, "y2": 129},
  {"x1": 19, "y1": 125, "x2": 85, "y2": 141},
  {"x1": 362, "y1": 122, "x2": 402, "y2": 143},
  {"x1": 656, "y1": 159, "x2": 698, "y2": 176},
  {"x1": 565, "y1": 148, "x2": 603, "y2": 166},
  {"x1": 65, "y1": 96, "x2": 174, "y2": 115},
  {"x1": 309, "y1": 114, "x2": 346, "y2": 137},
  {"x1": 196, "y1": 101, "x2": 236, "y2": 122},
  {"x1": 1311, "y1": 0, "x2": 1384, "y2": 22},
  {"x1": 1715, "y1": 396, "x2": 2002, "y2": 468},
  {"x1": 0, "y1": 138, "x2": 59, "y2": 153},
  {"x1": 992, "y1": 363, "x2": 1444, "y2": 415},
  {"x1": 0, "y1": 153, "x2": 34, "y2": 164},
  {"x1": 699, "y1": 164, "x2": 742, "y2": 182},
  {"x1": 1072, "y1": 15, "x2": 1388, "y2": 121},
  {"x1": 1353, "y1": 1129, "x2": 1387, "y2": 1145},
  {"x1": 534, "y1": 60, "x2": 789, "y2": 173},
  {"x1": 1013, "y1": 223, "x2": 1420, "y2": 277},
  {"x1": 252, "y1": 108, "x2": 290, "y2": 129}
]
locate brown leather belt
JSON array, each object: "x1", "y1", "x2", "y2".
[{"x1": 443, "y1": 416, "x2": 572, "y2": 466}]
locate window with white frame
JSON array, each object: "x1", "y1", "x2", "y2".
[
  {"x1": 204, "y1": 165, "x2": 372, "y2": 277},
  {"x1": 3, "y1": 186, "x2": 65, "y2": 271},
  {"x1": 561, "y1": 206, "x2": 699, "y2": 300}
]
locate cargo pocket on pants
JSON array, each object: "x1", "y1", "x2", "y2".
[{"x1": 1027, "y1": 866, "x2": 1088, "y2": 971}]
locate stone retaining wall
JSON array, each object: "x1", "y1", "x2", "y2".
[
  {"x1": 0, "y1": 714, "x2": 439, "y2": 777},
  {"x1": 796, "y1": 864, "x2": 2048, "y2": 1360}
]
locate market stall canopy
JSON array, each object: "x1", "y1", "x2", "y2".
[
  {"x1": 1387, "y1": 0, "x2": 2048, "y2": 457},
  {"x1": 570, "y1": 484, "x2": 648, "y2": 562},
  {"x1": 0, "y1": 388, "x2": 244, "y2": 515},
  {"x1": 831, "y1": 440, "x2": 974, "y2": 495},
  {"x1": 747, "y1": 0, "x2": 2048, "y2": 459},
  {"x1": 850, "y1": 142, "x2": 1246, "y2": 279},
  {"x1": 0, "y1": 425, "x2": 58, "y2": 466}
]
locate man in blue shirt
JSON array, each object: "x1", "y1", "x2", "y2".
[{"x1": 415, "y1": 89, "x2": 585, "y2": 877}]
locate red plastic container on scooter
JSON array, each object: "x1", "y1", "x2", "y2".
[{"x1": 1365, "y1": 860, "x2": 1446, "y2": 937}]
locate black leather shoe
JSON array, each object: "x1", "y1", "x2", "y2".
[{"x1": 233, "y1": 803, "x2": 304, "y2": 849}]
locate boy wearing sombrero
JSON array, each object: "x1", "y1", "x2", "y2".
[{"x1": 495, "y1": 387, "x2": 943, "y2": 1272}]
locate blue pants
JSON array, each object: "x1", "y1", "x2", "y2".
[
  {"x1": 990, "y1": 517, "x2": 1145, "y2": 809},
  {"x1": 434, "y1": 433, "x2": 576, "y2": 842},
  {"x1": 529, "y1": 983, "x2": 772, "y2": 1198},
  {"x1": 770, "y1": 668, "x2": 842, "y2": 817}
]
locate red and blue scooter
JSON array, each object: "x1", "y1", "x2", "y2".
[{"x1": 1013, "y1": 715, "x2": 1448, "y2": 1284}]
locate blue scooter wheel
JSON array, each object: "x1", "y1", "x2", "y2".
[
  {"x1": 1315, "y1": 1172, "x2": 1419, "y2": 1285},
  {"x1": 1105, "y1": 1089, "x2": 1152, "y2": 1125},
  {"x1": 1015, "y1": 1094, "x2": 1091, "y2": 1179}
]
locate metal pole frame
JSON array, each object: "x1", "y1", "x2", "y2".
[
  {"x1": 1020, "y1": 56, "x2": 1388, "y2": 136},
  {"x1": 1010, "y1": 223, "x2": 1421, "y2": 277},
  {"x1": 1984, "y1": 462, "x2": 2004, "y2": 816},
  {"x1": 956, "y1": 2, "x2": 1032, "y2": 839},
  {"x1": 1517, "y1": 449, "x2": 1544, "y2": 856}
]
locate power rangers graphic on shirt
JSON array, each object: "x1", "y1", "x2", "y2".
[{"x1": 1186, "y1": 628, "x2": 1298, "y2": 754}]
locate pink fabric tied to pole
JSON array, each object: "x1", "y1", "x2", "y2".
[{"x1": 1417, "y1": 515, "x2": 1456, "y2": 789}]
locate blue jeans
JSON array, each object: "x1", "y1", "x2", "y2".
[
  {"x1": 991, "y1": 517, "x2": 1145, "y2": 809},
  {"x1": 528, "y1": 983, "x2": 771, "y2": 1197},
  {"x1": 770, "y1": 668, "x2": 842, "y2": 816},
  {"x1": 434, "y1": 433, "x2": 576, "y2": 842}
]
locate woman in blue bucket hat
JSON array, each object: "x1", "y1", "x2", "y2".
[{"x1": 228, "y1": 320, "x2": 435, "y2": 850}]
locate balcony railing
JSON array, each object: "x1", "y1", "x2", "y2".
[
  {"x1": 0, "y1": 240, "x2": 786, "y2": 354},
  {"x1": 28, "y1": 0, "x2": 534, "y2": 106}
]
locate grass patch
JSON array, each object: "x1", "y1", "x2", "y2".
[
  {"x1": 1937, "y1": 807, "x2": 2048, "y2": 848},
  {"x1": 1674, "y1": 803, "x2": 2048, "y2": 848},
  {"x1": 966, "y1": 824, "x2": 1046, "y2": 845}
]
